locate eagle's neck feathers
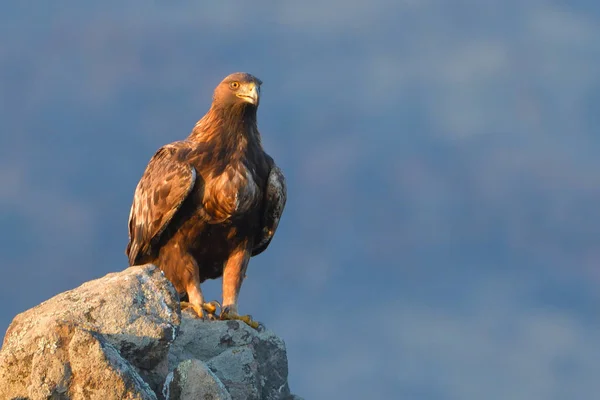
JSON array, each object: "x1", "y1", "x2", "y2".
[{"x1": 189, "y1": 103, "x2": 260, "y2": 150}]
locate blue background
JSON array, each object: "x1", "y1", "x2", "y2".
[{"x1": 1, "y1": 2, "x2": 599, "y2": 399}]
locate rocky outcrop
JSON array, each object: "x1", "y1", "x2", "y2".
[{"x1": 0, "y1": 264, "x2": 301, "y2": 400}]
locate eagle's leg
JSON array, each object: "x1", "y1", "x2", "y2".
[
  {"x1": 221, "y1": 245, "x2": 260, "y2": 329},
  {"x1": 178, "y1": 255, "x2": 220, "y2": 319},
  {"x1": 181, "y1": 280, "x2": 206, "y2": 318}
]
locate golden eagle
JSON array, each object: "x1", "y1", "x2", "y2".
[{"x1": 126, "y1": 72, "x2": 286, "y2": 328}]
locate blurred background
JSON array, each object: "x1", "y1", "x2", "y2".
[{"x1": 1, "y1": 1, "x2": 599, "y2": 399}]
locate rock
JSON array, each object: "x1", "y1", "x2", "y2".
[
  {"x1": 67, "y1": 327, "x2": 157, "y2": 400},
  {"x1": 0, "y1": 264, "x2": 301, "y2": 400},
  {"x1": 163, "y1": 359, "x2": 231, "y2": 400},
  {"x1": 0, "y1": 320, "x2": 157, "y2": 400},
  {"x1": 207, "y1": 347, "x2": 260, "y2": 399},
  {"x1": 169, "y1": 317, "x2": 292, "y2": 400},
  {"x1": 0, "y1": 264, "x2": 178, "y2": 398},
  {"x1": 4, "y1": 264, "x2": 179, "y2": 368}
]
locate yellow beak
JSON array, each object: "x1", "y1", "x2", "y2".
[{"x1": 236, "y1": 82, "x2": 260, "y2": 105}]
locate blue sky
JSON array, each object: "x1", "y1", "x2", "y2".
[{"x1": 1, "y1": 2, "x2": 599, "y2": 399}]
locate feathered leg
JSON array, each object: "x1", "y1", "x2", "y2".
[
  {"x1": 220, "y1": 244, "x2": 259, "y2": 329},
  {"x1": 160, "y1": 246, "x2": 219, "y2": 319}
]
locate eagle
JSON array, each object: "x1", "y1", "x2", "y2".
[{"x1": 126, "y1": 72, "x2": 286, "y2": 329}]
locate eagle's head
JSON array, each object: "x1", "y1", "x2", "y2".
[{"x1": 213, "y1": 72, "x2": 263, "y2": 108}]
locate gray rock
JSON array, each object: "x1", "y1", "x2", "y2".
[
  {"x1": 163, "y1": 359, "x2": 231, "y2": 400},
  {"x1": 67, "y1": 328, "x2": 157, "y2": 400},
  {"x1": 0, "y1": 264, "x2": 178, "y2": 398},
  {"x1": 0, "y1": 264, "x2": 301, "y2": 400},
  {"x1": 169, "y1": 317, "x2": 292, "y2": 400},
  {"x1": 0, "y1": 320, "x2": 157, "y2": 400},
  {"x1": 207, "y1": 347, "x2": 260, "y2": 400}
]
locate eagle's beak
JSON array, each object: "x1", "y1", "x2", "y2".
[{"x1": 237, "y1": 83, "x2": 260, "y2": 105}]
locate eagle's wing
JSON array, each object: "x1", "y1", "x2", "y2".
[
  {"x1": 252, "y1": 161, "x2": 287, "y2": 257},
  {"x1": 126, "y1": 145, "x2": 196, "y2": 265}
]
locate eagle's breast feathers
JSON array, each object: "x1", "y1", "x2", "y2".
[{"x1": 202, "y1": 164, "x2": 260, "y2": 223}]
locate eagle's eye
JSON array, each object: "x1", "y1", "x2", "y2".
[{"x1": 229, "y1": 81, "x2": 240, "y2": 90}]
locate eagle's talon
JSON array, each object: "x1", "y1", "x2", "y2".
[
  {"x1": 203, "y1": 312, "x2": 218, "y2": 321},
  {"x1": 220, "y1": 308, "x2": 261, "y2": 330},
  {"x1": 202, "y1": 300, "x2": 222, "y2": 316},
  {"x1": 181, "y1": 301, "x2": 221, "y2": 320}
]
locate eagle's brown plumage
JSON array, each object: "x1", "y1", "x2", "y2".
[{"x1": 126, "y1": 72, "x2": 286, "y2": 326}]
